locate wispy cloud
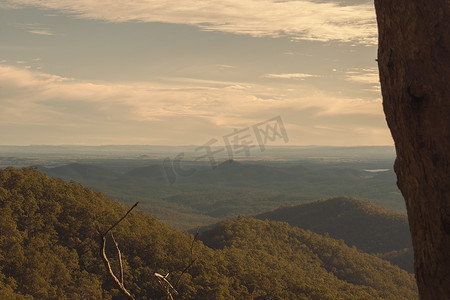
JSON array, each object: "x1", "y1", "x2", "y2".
[
  {"x1": 0, "y1": 2, "x2": 20, "y2": 9},
  {"x1": 13, "y1": 22, "x2": 56, "y2": 35},
  {"x1": 0, "y1": 64, "x2": 389, "y2": 145},
  {"x1": 7, "y1": 0, "x2": 377, "y2": 44},
  {"x1": 263, "y1": 73, "x2": 320, "y2": 80},
  {"x1": 345, "y1": 68, "x2": 379, "y2": 84},
  {"x1": 0, "y1": 65, "x2": 384, "y2": 119},
  {"x1": 28, "y1": 29, "x2": 54, "y2": 35},
  {"x1": 216, "y1": 64, "x2": 236, "y2": 70}
]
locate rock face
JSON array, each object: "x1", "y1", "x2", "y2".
[{"x1": 374, "y1": 1, "x2": 450, "y2": 299}]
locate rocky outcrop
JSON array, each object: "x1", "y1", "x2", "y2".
[{"x1": 374, "y1": 1, "x2": 450, "y2": 299}]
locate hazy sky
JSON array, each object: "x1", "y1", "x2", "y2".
[{"x1": 0, "y1": 0, "x2": 392, "y2": 146}]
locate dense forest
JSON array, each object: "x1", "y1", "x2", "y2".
[
  {"x1": 254, "y1": 197, "x2": 414, "y2": 272},
  {"x1": 0, "y1": 168, "x2": 417, "y2": 299}
]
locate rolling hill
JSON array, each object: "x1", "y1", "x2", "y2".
[
  {"x1": 199, "y1": 216, "x2": 417, "y2": 299},
  {"x1": 0, "y1": 168, "x2": 417, "y2": 299},
  {"x1": 37, "y1": 163, "x2": 121, "y2": 181},
  {"x1": 254, "y1": 196, "x2": 414, "y2": 272}
]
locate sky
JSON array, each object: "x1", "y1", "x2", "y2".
[{"x1": 0, "y1": 0, "x2": 393, "y2": 146}]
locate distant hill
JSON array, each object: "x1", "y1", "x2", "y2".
[
  {"x1": 0, "y1": 168, "x2": 417, "y2": 299},
  {"x1": 255, "y1": 196, "x2": 414, "y2": 272},
  {"x1": 183, "y1": 159, "x2": 293, "y2": 185},
  {"x1": 31, "y1": 161, "x2": 406, "y2": 230},
  {"x1": 139, "y1": 204, "x2": 220, "y2": 229},
  {"x1": 37, "y1": 163, "x2": 120, "y2": 181}
]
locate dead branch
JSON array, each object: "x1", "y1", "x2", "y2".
[
  {"x1": 154, "y1": 228, "x2": 199, "y2": 300},
  {"x1": 98, "y1": 202, "x2": 139, "y2": 300},
  {"x1": 103, "y1": 202, "x2": 139, "y2": 236},
  {"x1": 111, "y1": 233, "x2": 124, "y2": 286},
  {"x1": 155, "y1": 272, "x2": 176, "y2": 300},
  {"x1": 98, "y1": 202, "x2": 197, "y2": 299}
]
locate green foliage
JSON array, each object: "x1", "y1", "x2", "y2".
[
  {"x1": 254, "y1": 196, "x2": 414, "y2": 272},
  {"x1": 200, "y1": 217, "x2": 417, "y2": 299},
  {"x1": 254, "y1": 196, "x2": 411, "y2": 253},
  {"x1": 0, "y1": 168, "x2": 417, "y2": 299}
]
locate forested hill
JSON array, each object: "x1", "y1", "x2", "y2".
[
  {"x1": 199, "y1": 217, "x2": 417, "y2": 299},
  {"x1": 0, "y1": 168, "x2": 417, "y2": 299},
  {"x1": 255, "y1": 196, "x2": 411, "y2": 254},
  {"x1": 254, "y1": 196, "x2": 414, "y2": 272}
]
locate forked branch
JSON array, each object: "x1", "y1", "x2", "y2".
[
  {"x1": 98, "y1": 202, "x2": 139, "y2": 300},
  {"x1": 155, "y1": 272, "x2": 176, "y2": 300}
]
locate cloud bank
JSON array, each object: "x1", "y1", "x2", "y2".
[
  {"x1": 0, "y1": 64, "x2": 390, "y2": 145},
  {"x1": 7, "y1": 0, "x2": 377, "y2": 44}
]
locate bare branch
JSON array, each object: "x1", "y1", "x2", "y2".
[
  {"x1": 155, "y1": 272, "x2": 176, "y2": 300},
  {"x1": 100, "y1": 234, "x2": 134, "y2": 299},
  {"x1": 98, "y1": 202, "x2": 139, "y2": 299},
  {"x1": 111, "y1": 233, "x2": 124, "y2": 286},
  {"x1": 103, "y1": 202, "x2": 139, "y2": 236},
  {"x1": 98, "y1": 201, "x2": 196, "y2": 299},
  {"x1": 153, "y1": 228, "x2": 199, "y2": 298}
]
